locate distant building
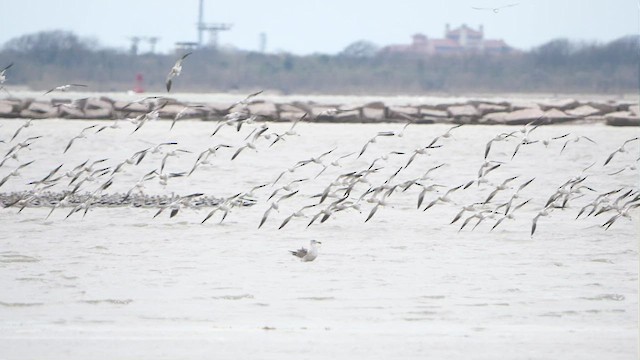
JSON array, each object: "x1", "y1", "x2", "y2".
[{"x1": 381, "y1": 24, "x2": 512, "y2": 56}]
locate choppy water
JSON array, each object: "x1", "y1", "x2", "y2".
[{"x1": 0, "y1": 117, "x2": 638, "y2": 359}]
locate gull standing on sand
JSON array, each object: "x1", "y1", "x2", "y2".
[
  {"x1": 166, "y1": 52, "x2": 192, "y2": 92},
  {"x1": 290, "y1": 240, "x2": 321, "y2": 262}
]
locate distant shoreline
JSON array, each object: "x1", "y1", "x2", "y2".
[{"x1": 0, "y1": 91, "x2": 638, "y2": 126}]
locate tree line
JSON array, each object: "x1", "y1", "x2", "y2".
[{"x1": 0, "y1": 30, "x2": 638, "y2": 94}]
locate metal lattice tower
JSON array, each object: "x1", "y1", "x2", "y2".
[{"x1": 197, "y1": 0, "x2": 232, "y2": 49}]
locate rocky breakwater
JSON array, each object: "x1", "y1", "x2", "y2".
[{"x1": 0, "y1": 96, "x2": 638, "y2": 126}]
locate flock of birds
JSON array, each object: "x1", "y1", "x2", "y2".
[{"x1": 1, "y1": 54, "x2": 639, "y2": 261}]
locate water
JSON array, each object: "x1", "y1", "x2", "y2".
[{"x1": 0, "y1": 117, "x2": 638, "y2": 359}]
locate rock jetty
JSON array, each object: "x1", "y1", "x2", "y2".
[{"x1": 0, "y1": 96, "x2": 638, "y2": 126}]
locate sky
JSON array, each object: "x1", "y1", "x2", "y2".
[{"x1": 1, "y1": 0, "x2": 638, "y2": 55}]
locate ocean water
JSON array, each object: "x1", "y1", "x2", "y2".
[{"x1": 0, "y1": 117, "x2": 638, "y2": 359}]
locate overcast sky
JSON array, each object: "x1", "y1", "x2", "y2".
[{"x1": 1, "y1": 0, "x2": 638, "y2": 54}]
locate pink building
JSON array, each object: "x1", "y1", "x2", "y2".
[{"x1": 381, "y1": 24, "x2": 512, "y2": 55}]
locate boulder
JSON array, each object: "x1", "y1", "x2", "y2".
[
  {"x1": 509, "y1": 101, "x2": 540, "y2": 111},
  {"x1": 434, "y1": 102, "x2": 465, "y2": 111},
  {"x1": 248, "y1": 101, "x2": 278, "y2": 118},
  {"x1": 362, "y1": 107, "x2": 386, "y2": 121},
  {"x1": 480, "y1": 111, "x2": 510, "y2": 124},
  {"x1": 28, "y1": 101, "x2": 57, "y2": 116},
  {"x1": 388, "y1": 106, "x2": 419, "y2": 119},
  {"x1": 604, "y1": 111, "x2": 640, "y2": 126},
  {"x1": 83, "y1": 108, "x2": 113, "y2": 119},
  {"x1": 363, "y1": 101, "x2": 386, "y2": 110},
  {"x1": 544, "y1": 108, "x2": 576, "y2": 123},
  {"x1": 566, "y1": 105, "x2": 602, "y2": 118},
  {"x1": 310, "y1": 106, "x2": 340, "y2": 119},
  {"x1": 290, "y1": 101, "x2": 313, "y2": 113},
  {"x1": 504, "y1": 108, "x2": 546, "y2": 125},
  {"x1": 0, "y1": 101, "x2": 17, "y2": 117},
  {"x1": 114, "y1": 100, "x2": 150, "y2": 112},
  {"x1": 279, "y1": 111, "x2": 308, "y2": 122},
  {"x1": 467, "y1": 99, "x2": 510, "y2": 107},
  {"x1": 205, "y1": 102, "x2": 234, "y2": 113},
  {"x1": 476, "y1": 103, "x2": 508, "y2": 116},
  {"x1": 20, "y1": 109, "x2": 54, "y2": 119},
  {"x1": 85, "y1": 97, "x2": 114, "y2": 111},
  {"x1": 335, "y1": 110, "x2": 363, "y2": 122},
  {"x1": 420, "y1": 108, "x2": 448, "y2": 119},
  {"x1": 586, "y1": 101, "x2": 617, "y2": 113},
  {"x1": 58, "y1": 105, "x2": 85, "y2": 119},
  {"x1": 278, "y1": 103, "x2": 308, "y2": 113},
  {"x1": 447, "y1": 104, "x2": 477, "y2": 118},
  {"x1": 538, "y1": 98, "x2": 579, "y2": 111}
]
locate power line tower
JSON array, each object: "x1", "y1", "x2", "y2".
[
  {"x1": 147, "y1": 37, "x2": 160, "y2": 53},
  {"x1": 202, "y1": 23, "x2": 232, "y2": 48},
  {"x1": 128, "y1": 36, "x2": 141, "y2": 55},
  {"x1": 196, "y1": 0, "x2": 232, "y2": 49}
]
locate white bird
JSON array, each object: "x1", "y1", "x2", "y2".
[
  {"x1": 10, "y1": 119, "x2": 34, "y2": 142},
  {"x1": 0, "y1": 160, "x2": 35, "y2": 188},
  {"x1": 490, "y1": 198, "x2": 531, "y2": 231},
  {"x1": 357, "y1": 131, "x2": 395, "y2": 158},
  {"x1": 63, "y1": 124, "x2": 98, "y2": 153},
  {"x1": 43, "y1": 83, "x2": 87, "y2": 95},
  {"x1": 278, "y1": 204, "x2": 319, "y2": 229},
  {"x1": 540, "y1": 133, "x2": 570, "y2": 148},
  {"x1": 166, "y1": 52, "x2": 192, "y2": 92},
  {"x1": 472, "y1": 3, "x2": 519, "y2": 13},
  {"x1": 602, "y1": 203, "x2": 640, "y2": 230},
  {"x1": 231, "y1": 141, "x2": 258, "y2": 160},
  {"x1": 225, "y1": 90, "x2": 264, "y2": 111},
  {"x1": 160, "y1": 148, "x2": 191, "y2": 173},
  {"x1": 0, "y1": 63, "x2": 13, "y2": 85},
  {"x1": 603, "y1": 137, "x2": 639, "y2": 166},
  {"x1": 483, "y1": 175, "x2": 520, "y2": 204},
  {"x1": 531, "y1": 205, "x2": 555, "y2": 237},
  {"x1": 259, "y1": 190, "x2": 299, "y2": 228},
  {"x1": 423, "y1": 184, "x2": 463, "y2": 211},
  {"x1": 428, "y1": 123, "x2": 463, "y2": 146},
  {"x1": 290, "y1": 240, "x2": 321, "y2": 262},
  {"x1": 458, "y1": 210, "x2": 497, "y2": 232},
  {"x1": 484, "y1": 131, "x2": 517, "y2": 159},
  {"x1": 201, "y1": 193, "x2": 242, "y2": 224},
  {"x1": 404, "y1": 145, "x2": 441, "y2": 168},
  {"x1": 170, "y1": 105, "x2": 207, "y2": 130},
  {"x1": 188, "y1": 144, "x2": 233, "y2": 176},
  {"x1": 560, "y1": 134, "x2": 597, "y2": 154}
]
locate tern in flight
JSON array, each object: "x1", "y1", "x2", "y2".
[
  {"x1": 472, "y1": 3, "x2": 519, "y2": 13},
  {"x1": 43, "y1": 83, "x2": 88, "y2": 95},
  {"x1": 166, "y1": 52, "x2": 192, "y2": 92}
]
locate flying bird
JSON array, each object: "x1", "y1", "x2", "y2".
[
  {"x1": 43, "y1": 83, "x2": 88, "y2": 95},
  {"x1": 472, "y1": 3, "x2": 519, "y2": 13},
  {"x1": 166, "y1": 52, "x2": 192, "y2": 92},
  {"x1": 0, "y1": 62, "x2": 13, "y2": 85}
]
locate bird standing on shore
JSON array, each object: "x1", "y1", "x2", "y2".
[
  {"x1": 290, "y1": 240, "x2": 321, "y2": 262},
  {"x1": 166, "y1": 52, "x2": 192, "y2": 92}
]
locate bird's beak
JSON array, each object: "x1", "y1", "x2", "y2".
[{"x1": 316, "y1": 241, "x2": 322, "y2": 244}]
